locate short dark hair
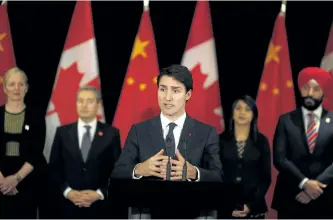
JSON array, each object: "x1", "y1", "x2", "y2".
[
  {"x1": 229, "y1": 95, "x2": 259, "y2": 143},
  {"x1": 157, "y1": 64, "x2": 193, "y2": 92}
]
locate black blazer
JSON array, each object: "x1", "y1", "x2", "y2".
[
  {"x1": 0, "y1": 105, "x2": 47, "y2": 188},
  {"x1": 219, "y1": 132, "x2": 271, "y2": 214},
  {"x1": 111, "y1": 114, "x2": 223, "y2": 182},
  {"x1": 48, "y1": 121, "x2": 121, "y2": 199},
  {"x1": 272, "y1": 108, "x2": 333, "y2": 211}
]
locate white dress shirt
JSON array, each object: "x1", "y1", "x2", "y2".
[
  {"x1": 63, "y1": 118, "x2": 104, "y2": 200},
  {"x1": 133, "y1": 112, "x2": 200, "y2": 181},
  {"x1": 299, "y1": 105, "x2": 322, "y2": 189}
]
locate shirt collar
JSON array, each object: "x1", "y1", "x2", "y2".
[
  {"x1": 78, "y1": 117, "x2": 97, "y2": 129},
  {"x1": 160, "y1": 112, "x2": 187, "y2": 129},
  {"x1": 301, "y1": 105, "x2": 323, "y2": 119}
]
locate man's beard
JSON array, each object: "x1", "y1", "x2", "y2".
[{"x1": 301, "y1": 96, "x2": 323, "y2": 111}]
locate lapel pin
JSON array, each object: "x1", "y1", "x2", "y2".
[
  {"x1": 98, "y1": 131, "x2": 103, "y2": 136},
  {"x1": 326, "y1": 118, "x2": 331, "y2": 123},
  {"x1": 24, "y1": 125, "x2": 29, "y2": 131}
]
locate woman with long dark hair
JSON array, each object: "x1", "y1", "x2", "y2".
[{"x1": 219, "y1": 95, "x2": 271, "y2": 219}]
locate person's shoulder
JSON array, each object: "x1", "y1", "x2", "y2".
[
  {"x1": 191, "y1": 116, "x2": 215, "y2": 130},
  {"x1": 278, "y1": 108, "x2": 299, "y2": 121},
  {"x1": 98, "y1": 121, "x2": 120, "y2": 134},
  {"x1": 132, "y1": 115, "x2": 160, "y2": 129},
  {"x1": 256, "y1": 132, "x2": 271, "y2": 151},
  {"x1": 57, "y1": 121, "x2": 76, "y2": 132},
  {"x1": 219, "y1": 131, "x2": 232, "y2": 141},
  {"x1": 323, "y1": 108, "x2": 333, "y2": 117},
  {"x1": 257, "y1": 132, "x2": 269, "y2": 142}
]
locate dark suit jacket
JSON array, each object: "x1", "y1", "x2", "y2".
[
  {"x1": 112, "y1": 114, "x2": 223, "y2": 182},
  {"x1": 49, "y1": 121, "x2": 121, "y2": 199},
  {"x1": 272, "y1": 108, "x2": 333, "y2": 211},
  {"x1": 219, "y1": 132, "x2": 271, "y2": 215}
]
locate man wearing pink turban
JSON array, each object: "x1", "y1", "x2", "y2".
[{"x1": 272, "y1": 67, "x2": 333, "y2": 219}]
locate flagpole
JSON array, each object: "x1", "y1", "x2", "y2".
[
  {"x1": 144, "y1": 0, "x2": 149, "y2": 11},
  {"x1": 280, "y1": 0, "x2": 287, "y2": 14}
]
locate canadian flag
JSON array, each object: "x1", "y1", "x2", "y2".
[
  {"x1": 181, "y1": 1, "x2": 224, "y2": 133},
  {"x1": 44, "y1": 1, "x2": 104, "y2": 161},
  {"x1": 320, "y1": 23, "x2": 333, "y2": 111}
]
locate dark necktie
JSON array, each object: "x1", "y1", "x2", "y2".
[
  {"x1": 81, "y1": 125, "x2": 92, "y2": 162},
  {"x1": 165, "y1": 122, "x2": 177, "y2": 157}
]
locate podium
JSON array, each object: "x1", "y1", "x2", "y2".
[{"x1": 109, "y1": 178, "x2": 238, "y2": 219}]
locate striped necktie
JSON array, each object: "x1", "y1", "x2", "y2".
[{"x1": 307, "y1": 113, "x2": 318, "y2": 154}]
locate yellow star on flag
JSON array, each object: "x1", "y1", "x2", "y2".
[
  {"x1": 260, "y1": 82, "x2": 267, "y2": 91},
  {"x1": 131, "y1": 36, "x2": 149, "y2": 60},
  {"x1": 286, "y1": 80, "x2": 293, "y2": 88},
  {"x1": 0, "y1": 32, "x2": 7, "y2": 52},
  {"x1": 127, "y1": 77, "x2": 135, "y2": 85},
  {"x1": 265, "y1": 42, "x2": 281, "y2": 65},
  {"x1": 139, "y1": 83, "x2": 147, "y2": 91},
  {"x1": 272, "y1": 88, "x2": 280, "y2": 95}
]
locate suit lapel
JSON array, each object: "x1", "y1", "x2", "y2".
[
  {"x1": 149, "y1": 116, "x2": 166, "y2": 153},
  {"x1": 68, "y1": 122, "x2": 84, "y2": 163},
  {"x1": 177, "y1": 115, "x2": 195, "y2": 157},
  {"x1": 86, "y1": 122, "x2": 106, "y2": 163},
  {"x1": 292, "y1": 109, "x2": 310, "y2": 154},
  {"x1": 313, "y1": 109, "x2": 330, "y2": 155}
]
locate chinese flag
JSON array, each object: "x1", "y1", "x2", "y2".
[
  {"x1": 181, "y1": 1, "x2": 224, "y2": 133},
  {"x1": 320, "y1": 23, "x2": 333, "y2": 111},
  {"x1": 112, "y1": 6, "x2": 160, "y2": 147},
  {"x1": 256, "y1": 9, "x2": 296, "y2": 219},
  {"x1": 44, "y1": 1, "x2": 104, "y2": 161},
  {"x1": 0, "y1": 2, "x2": 16, "y2": 105}
]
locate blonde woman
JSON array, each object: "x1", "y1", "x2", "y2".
[{"x1": 0, "y1": 67, "x2": 47, "y2": 218}]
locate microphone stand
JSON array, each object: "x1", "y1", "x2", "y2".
[
  {"x1": 182, "y1": 138, "x2": 187, "y2": 181},
  {"x1": 165, "y1": 137, "x2": 172, "y2": 181}
]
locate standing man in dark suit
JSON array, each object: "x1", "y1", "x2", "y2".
[
  {"x1": 112, "y1": 64, "x2": 223, "y2": 218},
  {"x1": 48, "y1": 86, "x2": 121, "y2": 219},
  {"x1": 272, "y1": 67, "x2": 333, "y2": 219}
]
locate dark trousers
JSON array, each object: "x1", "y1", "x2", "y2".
[
  {"x1": 61, "y1": 198, "x2": 108, "y2": 219},
  {"x1": 0, "y1": 191, "x2": 37, "y2": 219}
]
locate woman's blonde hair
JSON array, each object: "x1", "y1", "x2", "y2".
[{"x1": 3, "y1": 67, "x2": 28, "y2": 87}]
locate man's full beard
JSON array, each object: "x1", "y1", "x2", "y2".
[{"x1": 301, "y1": 96, "x2": 323, "y2": 111}]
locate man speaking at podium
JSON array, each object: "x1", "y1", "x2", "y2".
[{"x1": 112, "y1": 64, "x2": 224, "y2": 218}]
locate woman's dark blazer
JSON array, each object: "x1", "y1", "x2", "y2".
[{"x1": 219, "y1": 131, "x2": 271, "y2": 214}]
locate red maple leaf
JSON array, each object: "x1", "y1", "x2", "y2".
[
  {"x1": 186, "y1": 63, "x2": 224, "y2": 133},
  {"x1": 47, "y1": 62, "x2": 103, "y2": 125}
]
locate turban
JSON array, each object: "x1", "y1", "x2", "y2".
[{"x1": 297, "y1": 67, "x2": 332, "y2": 94}]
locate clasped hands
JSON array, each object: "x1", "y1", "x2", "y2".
[
  {"x1": 135, "y1": 149, "x2": 197, "y2": 181},
  {"x1": 295, "y1": 180, "x2": 326, "y2": 204},
  {"x1": 0, "y1": 174, "x2": 19, "y2": 196},
  {"x1": 67, "y1": 190, "x2": 101, "y2": 208}
]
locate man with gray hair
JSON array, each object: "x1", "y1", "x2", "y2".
[{"x1": 49, "y1": 85, "x2": 121, "y2": 218}]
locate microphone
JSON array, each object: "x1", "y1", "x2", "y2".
[
  {"x1": 182, "y1": 138, "x2": 187, "y2": 181},
  {"x1": 165, "y1": 136, "x2": 172, "y2": 181}
]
